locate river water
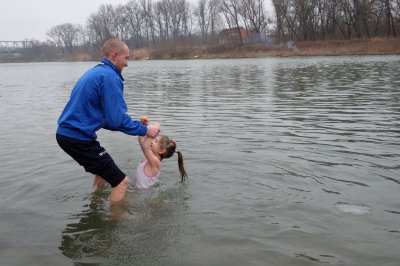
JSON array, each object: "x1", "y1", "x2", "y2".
[{"x1": 0, "y1": 56, "x2": 399, "y2": 266}]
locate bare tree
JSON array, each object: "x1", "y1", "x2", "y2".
[
  {"x1": 208, "y1": 0, "x2": 223, "y2": 37},
  {"x1": 315, "y1": 0, "x2": 337, "y2": 39},
  {"x1": 395, "y1": 0, "x2": 400, "y2": 25},
  {"x1": 287, "y1": 0, "x2": 301, "y2": 40},
  {"x1": 167, "y1": 0, "x2": 186, "y2": 38},
  {"x1": 154, "y1": 0, "x2": 170, "y2": 40},
  {"x1": 394, "y1": 0, "x2": 400, "y2": 35},
  {"x1": 240, "y1": 0, "x2": 269, "y2": 42},
  {"x1": 47, "y1": 26, "x2": 64, "y2": 54},
  {"x1": 114, "y1": 4, "x2": 130, "y2": 41},
  {"x1": 383, "y1": 0, "x2": 396, "y2": 36},
  {"x1": 195, "y1": 0, "x2": 210, "y2": 40},
  {"x1": 75, "y1": 25, "x2": 88, "y2": 47},
  {"x1": 181, "y1": 0, "x2": 193, "y2": 38},
  {"x1": 152, "y1": 0, "x2": 192, "y2": 43},
  {"x1": 220, "y1": 0, "x2": 244, "y2": 45},
  {"x1": 140, "y1": 0, "x2": 157, "y2": 46},
  {"x1": 86, "y1": 4, "x2": 118, "y2": 48},
  {"x1": 125, "y1": 0, "x2": 145, "y2": 48},
  {"x1": 272, "y1": 0, "x2": 287, "y2": 40},
  {"x1": 353, "y1": 0, "x2": 371, "y2": 38},
  {"x1": 47, "y1": 23, "x2": 79, "y2": 55},
  {"x1": 43, "y1": 0, "x2": 400, "y2": 53}
]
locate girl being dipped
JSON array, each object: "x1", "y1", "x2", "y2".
[{"x1": 134, "y1": 116, "x2": 187, "y2": 189}]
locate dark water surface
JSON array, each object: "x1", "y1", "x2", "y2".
[{"x1": 0, "y1": 56, "x2": 399, "y2": 266}]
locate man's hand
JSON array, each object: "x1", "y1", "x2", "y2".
[{"x1": 140, "y1": 116, "x2": 150, "y2": 125}]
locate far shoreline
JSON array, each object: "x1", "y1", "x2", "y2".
[
  {"x1": 58, "y1": 37, "x2": 400, "y2": 62},
  {"x1": 129, "y1": 38, "x2": 400, "y2": 60},
  {"x1": 1, "y1": 38, "x2": 400, "y2": 63}
]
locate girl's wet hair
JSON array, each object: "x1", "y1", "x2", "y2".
[{"x1": 159, "y1": 135, "x2": 188, "y2": 181}]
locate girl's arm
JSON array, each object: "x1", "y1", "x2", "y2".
[{"x1": 138, "y1": 135, "x2": 161, "y2": 175}]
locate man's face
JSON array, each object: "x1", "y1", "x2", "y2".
[{"x1": 114, "y1": 45, "x2": 129, "y2": 73}]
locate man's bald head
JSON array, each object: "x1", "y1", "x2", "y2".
[
  {"x1": 102, "y1": 38, "x2": 128, "y2": 58},
  {"x1": 102, "y1": 38, "x2": 130, "y2": 73}
]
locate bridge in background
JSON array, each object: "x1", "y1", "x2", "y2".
[{"x1": 0, "y1": 41, "x2": 35, "y2": 53}]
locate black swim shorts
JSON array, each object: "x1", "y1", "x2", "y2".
[{"x1": 56, "y1": 134, "x2": 126, "y2": 187}]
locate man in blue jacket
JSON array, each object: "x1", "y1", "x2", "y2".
[{"x1": 56, "y1": 37, "x2": 159, "y2": 203}]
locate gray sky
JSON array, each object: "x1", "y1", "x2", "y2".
[
  {"x1": 1, "y1": 0, "x2": 274, "y2": 42},
  {"x1": 0, "y1": 0, "x2": 128, "y2": 41}
]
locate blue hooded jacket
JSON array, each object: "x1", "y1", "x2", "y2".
[{"x1": 57, "y1": 58, "x2": 147, "y2": 141}]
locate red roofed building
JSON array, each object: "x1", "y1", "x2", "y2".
[{"x1": 219, "y1": 27, "x2": 250, "y2": 45}]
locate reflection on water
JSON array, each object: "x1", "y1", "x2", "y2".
[
  {"x1": 59, "y1": 192, "x2": 115, "y2": 261},
  {"x1": 0, "y1": 57, "x2": 399, "y2": 265},
  {"x1": 59, "y1": 186, "x2": 189, "y2": 265}
]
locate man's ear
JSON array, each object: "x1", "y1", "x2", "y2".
[{"x1": 110, "y1": 51, "x2": 118, "y2": 62}]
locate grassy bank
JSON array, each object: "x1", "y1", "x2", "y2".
[{"x1": 130, "y1": 38, "x2": 400, "y2": 60}]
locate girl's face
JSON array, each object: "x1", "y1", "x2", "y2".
[{"x1": 151, "y1": 136, "x2": 165, "y2": 156}]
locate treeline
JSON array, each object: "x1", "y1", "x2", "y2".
[
  {"x1": 46, "y1": 0, "x2": 271, "y2": 55},
  {"x1": 273, "y1": 0, "x2": 400, "y2": 41},
  {"x1": 14, "y1": 0, "x2": 400, "y2": 59}
]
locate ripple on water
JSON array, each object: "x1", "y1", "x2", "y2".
[{"x1": 1, "y1": 57, "x2": 400, "y2": 265}]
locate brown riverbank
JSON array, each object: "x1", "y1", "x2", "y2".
[
  {"x1": 128, "y1": 37, "x2": 400, "y2": 60},
  {"x1": 2, "y1": 38, "x2": 399, "y2": 63}
]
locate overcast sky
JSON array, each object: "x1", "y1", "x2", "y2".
[
  {"x1": 1, "y1": 0, "x2": 273, "y2": 42},
  {"x1": 0, "y1": 0, "x2": 128, "y2": 41}
]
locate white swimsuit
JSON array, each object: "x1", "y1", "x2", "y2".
[{"x1": 134, "y1": 159, "x2": 160, "y2": 189}]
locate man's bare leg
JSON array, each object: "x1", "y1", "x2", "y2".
[
  {"x1": 109, "y1": 176, "x2": 129, "y2": 203},
  {"x1": 93, "y1": 175, "x2": 105, "y2": 189}
]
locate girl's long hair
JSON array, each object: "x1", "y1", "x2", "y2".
[
  {"x1": 176, "y1": 151, "x2": 188, "y2": 181},
  {"x1": 160, "y1": 136, "x2": 188, "y2": 181}
]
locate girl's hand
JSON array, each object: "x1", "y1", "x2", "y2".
[
  {"x1": 153, "y1": 121, "x2": 160, "y2": 131},
  {"x1": 147, "y1": 125, "x2": 159, "y2": 138}
]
